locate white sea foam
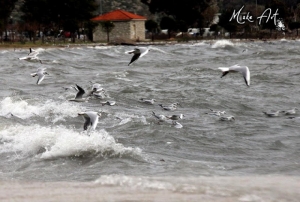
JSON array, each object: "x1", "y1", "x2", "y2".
[
  {"x1": 211, "y1": 39, "x2": 234, "y2": 48},
  {"x1": 115, "y1": 112, "x2": 148, "y2": 126},
  {"x1": 0, "y1": 124, "x2": 142, "y2": 160},
  {"x1": 1, "y1": 50, "x2": 9, "y2": 54},
  {"x1": 95, "y1": 175, "x2": 176, "y2": 191},
  {"x1": 88, "y1": 46, "x2": 113, "y2": 50},
  {"x1": 148, "y1": 46, "x2": 168, "y2": 54},
  {"x1": 0, "y1": 97, "x2": 83, "y2": 123}
]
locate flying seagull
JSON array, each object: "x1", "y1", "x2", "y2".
[
  {"x1": 31, "y1": 68, "x2": 49, "y2": 85},
  {"x1": 126, "y1": 47, "x2": 150, "y2": 66},
  {"x1": 19, "y1": 48, "x2": 42, "y2": 63},
  {"x1": 78, "y1": 111, "x2": 101, "y2": 131},
  {"x1": 218, "y1": 64, "x2": 250, "y2": 86}
]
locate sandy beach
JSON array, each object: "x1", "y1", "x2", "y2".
[{"x1": 1, "y1": 176, "x2": 299, "y2": 202}]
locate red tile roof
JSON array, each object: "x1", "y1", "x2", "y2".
[{"x1": 91, "y1": 9, "x2": 147, "y2": 21}]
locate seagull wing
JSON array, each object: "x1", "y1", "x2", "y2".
[
  {"x1": 82, "y1": 115, "x2": 91, "y2": 130},
  {"x1": 139, "y1": 47, "x2": 149, "y2": 58},
  {"x1": 36, "y1": 71, "x2": 45, "y2": 85},
  {"x1": 75, "y1": 84, "x2": 85, "y2": 99},
  {"x1": 85, "y1": 112, "x2": 99, "y2": 130},
  {"x1": 232, "y1": 66, "x2": 250, "y2": 86},
  {"x1": 128, "y1": 52, "x2": 141, "y2": 66},
  {"x1": 218, "y1": 67, "x2": 230, "y2": 78},
  {"x1": 242, "y1": 66, "x2": 250, "y2": 86}
]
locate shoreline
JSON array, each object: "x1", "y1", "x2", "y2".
[
  {"x1": 0, "y1": 175, "x2": 299, "y2": 202},
  {"x1": 0, "y1": 37, "x2": 297, "y2": 51}
]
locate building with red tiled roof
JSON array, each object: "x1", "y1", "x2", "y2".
[{"x1": 91, "y1": 9, "x2": 147, "y2": 42}]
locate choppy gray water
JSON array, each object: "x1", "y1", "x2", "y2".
[{"x1": 0, "y1": 39, "x2": 299, "y2": 197}]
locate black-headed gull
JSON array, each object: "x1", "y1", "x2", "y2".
[
  {"x1": 167, "y1": 114, "x2": 184, "y2": 120},
  {"x1": 78, "y1": 111, "x2": 101, "y2": 131},
  {"x1": 218, "y1": 64, "x2": 250, "y2": 86},
  {"x1": 91, "y1": 83, "x2": 106, "y2": 99},
  {"x1": 158, "y1": 102, "x2": 181, "y2": 111},
  {"x1": 152, "y1": 111, "x2": 168, "y2": 123},
  {"x1": 263, "y1": 111, "x2": 280, "y2": 117},
  {"x1": 139, "y1": 98, "x2": 156, "y2": 105},
  {"x1": 19, "y1": 48, "x2": 42, "y2": 63},
  {"x1": 101, "y1": 101, "x2": 116, "y2": 106},
  {"x1": 206, "y1": 109, "x2": 226, "y2": 116},
  {"x1": 172, "y1": 121, "x2": 183, "y2": 128},
  {"x1": 281, "y1": 108, "x2": 298, "y2": 115},
  {"x1": 126, "y1": 47, "x2": 150, "y2": 66},
  {"x1": 31, "y1": 68, "x2": 48, "y2": 85}
]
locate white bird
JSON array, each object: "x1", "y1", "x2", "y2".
[
  {"x1": 219, "y1": 116, "x2": 235, "y2": 121},
  {"x1": 158, "y1": 104, "x2": 177, "y2": 111},
  {"x1": 69, "y1": 84, "x2": 90, "y2": 102},
  {"x1": 206, "y1": 109, "x2": 226, "y2": 116},
  {"x1": 78, "y1": 111, "x2": 101, "y2": 131},
  {"x1": 218, "y1": 64, "x2": 250, "y2": 86},
  {"x1": 126, "y1": 47, "x2": 150, "y2": 66},
  {"x1": 167, "y1": 114, "x2": 184, "y2": 120},
  {"x1": 139, "y1": 98, "x2": 156, "y2": 105},
  {"x1": 90, "y1": 83, "x2": 107, "y2": 99},
  {"x1": 19, "y1": 48, "x2": 42, "y2": 63},
  {"x1": 90, "y1": 83, "x2": 103, "y2": 93},
  {"x1": 152, "y1": 111, "x2": 168, "y2": 123},
  {"x1": 172, "y1": 121, "x2": 183, "y2": 128},
  {"x1": 158, "y1": 102, "x2": 180, "y2": 111},
  {"x1": 101, "y1": 101, "x2": 116, "y2": 106},
  {"x1": 31, "y1": 68, "x2": 49, "y2": 85},
  {"x1": 263, "y1": 111, "x2": 280, "y2": 117},
  {"x1": 281, "y1": 108, "x2": 298, "y2": 115}
]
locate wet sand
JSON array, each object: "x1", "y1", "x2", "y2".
[{"x1": 1, "y1": 176, "x2": 299, "y2": 202}]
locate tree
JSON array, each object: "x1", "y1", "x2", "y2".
[
  {"x1": 210, "y1": 24, "x2": 221, "y2": 38},
  {"x1": 145, "y1": 19, "x2": 158, "y2": 41},
  {"x1": 218, "y1": 10, "x2": 238, "y2": 38},
  {"x1": 202, "y1": 1, "x2": 219, "y2": 28},
  {"x1": 85, "y1": 21, "x2": 98, "y2": 41},
  {"x1": 160, "y1": 16, "x2": 177, "y2": 39},
  {"x1": 262, "y1": 0, "x2": 288, "y2": 32},
  {"x1": 100, "y1": 21, "x2": 114, "y2": 42},
  {"x1": 21, "y1": 0, "x2": 98, "y2": 43},
  {"x1": 0, "y1": 0, "x2": 18, "y2": 41},
  {"x1": 289, "y1": 21, "x2": 300, "y2": 35},
  {"x1": 141, "y1": 0, "x2": 211, "y2": 28}
]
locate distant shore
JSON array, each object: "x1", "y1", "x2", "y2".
[{"x1": 0, "y1": 36, "x2": 297, "y2": 51}]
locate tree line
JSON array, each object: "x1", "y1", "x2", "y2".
[
  {"x1": 143, "y1": 0, "x2": 300, "y2": 39},
  {"x1": 1, "y1": 0, "x2": 300, "y2": 43},
  {"x1": 0, "y1": 0, "x2": 98, "y2": 43}
]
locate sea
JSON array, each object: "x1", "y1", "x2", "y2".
[{"x1": 0, "y1": 39, "x2": 299, "y2": 201}]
